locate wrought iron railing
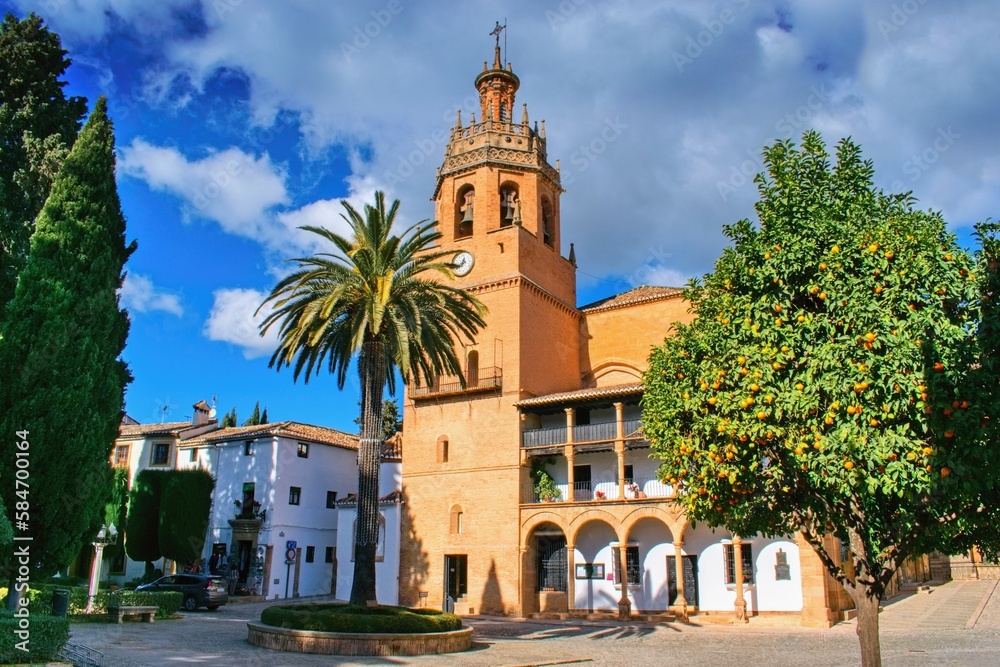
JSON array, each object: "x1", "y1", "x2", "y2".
[
  {"x1": 409, "y1": 367, "x2": 502, "y2": 398},
  {"x1": 522, "y1": 477, "x2": 673, "y2": 504},
  {"x1": 521, "y1": 419, "x2": 646, "y2": 448}
]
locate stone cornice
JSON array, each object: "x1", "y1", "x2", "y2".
[{"x1": 463, "y1": 273, "x2": 579, "y2": 319}]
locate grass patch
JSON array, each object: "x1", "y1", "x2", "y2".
[{"x1": 260, "y1": 604, "x2": 462, "y2": 634}]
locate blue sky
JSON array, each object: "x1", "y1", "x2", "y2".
[{"x1": 3, "y1": 0, "x2": 997, "y2": 432}]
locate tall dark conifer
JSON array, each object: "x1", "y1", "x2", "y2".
[
  {"x1": 0, "y1": 97, "x2": 135, "y2": 584},
  {"x1": 0, "y1": 12, "x2": 88, "y2": 308}
]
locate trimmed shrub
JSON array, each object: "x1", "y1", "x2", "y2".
[
  {"x1": 158, "y1": 469, "x2": 214, "y2": 562},
  {"x1": 260, "y1": 604, "x2": 462, "y2": 634},
  {"x1": 125, "y1": 469, "x2": 169, "y2": 563},
  {"x1": 0, "y1": 612, "x2": 69, "y2": 663},
  {"x1": 0, "y1": 584, "x2": 88, "y2": 615}
]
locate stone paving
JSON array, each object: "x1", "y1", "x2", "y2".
[{"x1": 65, "y1": 580, "x2": 1000, "y2": 666}]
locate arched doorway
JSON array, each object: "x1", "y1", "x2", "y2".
[
  {"x1": 525, "y1": 521, "x2": 568, "y2": 613},
  {"x1": 570, "y1": 518, "x2": 618, "y2": 612}
]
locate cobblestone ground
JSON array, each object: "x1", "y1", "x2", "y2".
[{"x1": 66, "y1": 581, "x2": 1000, "y2": 667}]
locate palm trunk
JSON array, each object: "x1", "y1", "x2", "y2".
[{"x1": 349, "y1": 338, "x2": 386, "y2": 606}]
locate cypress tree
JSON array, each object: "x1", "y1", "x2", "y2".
[
  {"x1": 243, "y1": 401, "x2": 261, "y2": 426},
  {"x1": 0, "y1": 97, "x2": 134, "y2": 584},
  {"x1": 124, "y1": 470, "x2": 167, "y2": 566},
  {"x1": 158, "y1": 470, "x2": 214, "y2": 562},
  {"x1": 0, "y1": 13, "x2": 88, "y2": 309}
]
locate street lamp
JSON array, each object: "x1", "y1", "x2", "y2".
[{"x1": 86, "y1": 523, "x2": 118, "y2": 614}]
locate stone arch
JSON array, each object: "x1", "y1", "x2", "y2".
[
  {"x1": 568, "y1": 509, "x2": 627, "y2": 544},
  {"x1": 449, "y1": 504, "x2": 463, "y2": 534},
  {"x1": 621, "y1": 505, "x2": 682, "y2": 543},
  {"x1": 539, "y1": 194, "x2": 555, "y2": 247},
  {"x1": 582, "y1": 359, "x2": 642, "y2": 386},
  {"x1": 521, "y1": 512, "x2": 569, "y2": 543}
]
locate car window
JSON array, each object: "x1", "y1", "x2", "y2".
[
  {"x1": 158, "y1": 576, "x2": 177, "y2": 585},
  {"x1": 175, "y1": 575, "x2": 199, "y2": 585},
  {"x1": 209, "y1": 577, "x2": 227, "y2": 587}
]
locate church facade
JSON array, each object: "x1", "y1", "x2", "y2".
[{"x1": 398, "y1": 45, "x2": 854, "y2": 626}]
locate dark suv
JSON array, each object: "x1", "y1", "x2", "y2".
[{"x1": 136, "y1": 574, "x2": 229, "y2": 611}]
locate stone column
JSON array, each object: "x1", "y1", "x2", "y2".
[
  {"x1": 614, "y1": 402, "x2": 625, "y2": 500},
  {"x1": 85, "y1": 543, "x2": 105, "y2": 614},
  {"x1": 673, "y1": 541, "x2": 688, "y2": 621},
  {"x1": 617, "y1": 543, "x2": 632, "y2": 621},
  {"x1": 566, "y1": 542, "x2": 576, "y2": 613},
  {"x1": 565, "y1": 408, "x2": 575, "y2": 501},
  {"x1": 733, "y1": 535, "x2": 748, "y2": 623}
]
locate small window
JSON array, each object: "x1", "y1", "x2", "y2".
[
  {"x1": 623, "y1": 465, "x2": 634, "y2": 484},
  {"x1": 244, "y1": 440, "x2": 254, "y2": 456},
  {"x1": 327, "y1": 491, "x2": 338, "y2": 508},
  {"x1": 305, "y1": 546, "x2": 315, "y2": 563},
  {"x1": 612, "y1": 546, "x2": 640, "y2": 586},
  {"x1": 297, "y1": 442, "x2": 309, "y2": 458},
  {"x1": 189, "y1": 448, "x2": 198, "y2": 463},
  {"x1": 450, "y1": 505, "x2": 464, "y2": 534},
  {"x1": 151, "y1": 443, "x2": 170, "y2": 466},
  {"x1": 325, "y1": 546, "x2": 335, "y2": 563},
  {"x1": 724, "y1": 542, "x2": 755, "y2": 585},
  {"x1": 456, "y1": 186, "x2": 474, "y2": 239},
  {"x1": 113, "y1": 445, "x2": 129, "y2": 467},
  {"x1": 289, "y1": 486, "x2": 301, "y2": 505},
  {"x1": 437, "y1": 436, "x2": 449, "y2": 464}
]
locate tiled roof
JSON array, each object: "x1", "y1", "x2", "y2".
[
  {"x1": 119, "y1": 421, "x2": 196, "y2": 438},
  {"x1": 514, "y1": 382, "x2": 644, "y2": 408},
  {"x1": 180, "y1": 421, "x2": 358, "y2": 450},
  {"x1": 337, "y1": 490, "x2": 403, "y2": 506},
  {"x1": 381, "y1": 433, "x2": 403, "y2": 460},
  {"x1": 579, "y1": 285, "x2": 684, "y2": 313}
]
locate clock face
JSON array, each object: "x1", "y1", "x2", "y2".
[{"x1": 453, "y1": 251, "x2": 475, "y2": 277}]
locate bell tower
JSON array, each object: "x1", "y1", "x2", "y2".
[
  {"x1": 401, "y1": 37, "x2": 581, "y2": 617},
  {"x1": 430, "y1": 40, "x2": 572, "y2": 305}
]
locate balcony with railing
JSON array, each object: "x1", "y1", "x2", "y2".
[
  {"x1": 521, "y1": 418, "x2": 644, "y2": 449},
  {"x1": 409, "y1": 366, "x2": 502, "y2": 399},
  {"x1": 522, "y1": 477, "x2": 674, "y2": 505}
]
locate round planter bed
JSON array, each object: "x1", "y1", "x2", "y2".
[
  {"x1": 248, "y1": 603, "x2": 472, "y2": 656},
  {"x1": 247, "y1": 622, "x2": 473, "y2": 656}
]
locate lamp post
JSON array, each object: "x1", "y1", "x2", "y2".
[{"x1": 86, "y1": 523, "x2": 118, "y2": 614}]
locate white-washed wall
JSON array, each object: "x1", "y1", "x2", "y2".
[{"x1": 335, "y1": 504, "x2": 401, "y2": 605}]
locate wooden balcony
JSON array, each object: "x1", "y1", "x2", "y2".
[
  {"x1": 522, "y1": 418, "x2": 644, "y2": 449},
  {"x1": 409, "y1": 366, "x2": 502, "y2": 400},
  {"x1": 522, "y1": 477, "x2": 675, "y2": 505}
]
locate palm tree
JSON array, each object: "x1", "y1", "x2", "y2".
[{"x1": 258, "y1": 191, "x2": 485, "y2": 605}]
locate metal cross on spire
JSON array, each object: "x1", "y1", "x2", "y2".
[{"x1": 490, "y1": 20, "x2": 506, "y2": 49}]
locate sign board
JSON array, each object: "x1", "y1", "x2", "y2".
[
  {"x1": 285, "y1": 547, "x2": 297, "y2": 563},
  {"x1": 286, "y1": 540, "x2": 297, "y2": 550}
]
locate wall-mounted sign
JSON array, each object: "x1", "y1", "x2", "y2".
[
  {"x1": 576, "y1": 563, "x2": 605, "y2": 579},
  {"x1": 775, "y1": 548, "x2": 791, "y2": 581},
  {"x1": 286, "y1": 540, "x2": 297, "y2": 550}
]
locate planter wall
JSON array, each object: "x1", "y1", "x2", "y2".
[{"x1": 246, "y1": 622, "x2": 473, "y2": 656}]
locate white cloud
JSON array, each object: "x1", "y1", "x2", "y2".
[
  {"x1": 46, "y1": 1, "x2": 1000, "y2": 283},
  {"x1": 204, "y1": 288, "x2": 280, "y2": 359},
  {"x1": 118, "y1": 139, "x2": 290, "y2": 246},
  {"x1": 119, "y1": 273, "x2": 183, "y2": 316}
]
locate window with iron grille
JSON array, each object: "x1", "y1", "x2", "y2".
[
  {"x1": 305, "y1": 546, "x2": 315, "y2": 563},
  {"x1": 113, "y1": 445, "x2": 129, "y2": 467},
  {"x1": 289, "y1": 486, "x2": 301, "y2": 505},
  {"x1": 536, "y1": 536, "x2": 567, "y2": 592},
  {"x1": 612, "y1": 546, "x2": 640, "y2": 586},
  {"x1": 326, "y1": 491, "x2": 338, "y2": 508},
  {"x1": 297, "y1": 442, "x2": 309, "y2": 458},
  {"x1": 724, "y1": 542, "x2": 755, "y2": 585},
  {"x1": 150, "y1": 443, "x2": 170, "y2": 466},
  {"x1": 325, "y1": 547, "x2": 334, "y2": 563}
]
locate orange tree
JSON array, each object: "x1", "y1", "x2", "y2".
[{"x1": 642, "y1": 132, "x2": 1000, "y2": 667}]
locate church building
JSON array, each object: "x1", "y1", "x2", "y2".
[{"x1": 398, "y1": 43, "x2": 855, "y2": 626}]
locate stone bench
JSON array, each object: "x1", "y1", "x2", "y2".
[{"x1": 108, "y1": 604, "x2": 158, "y2": 624}]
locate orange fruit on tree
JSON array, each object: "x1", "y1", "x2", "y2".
[
  {"x1": 844, "y1": 461, "x2": 855, "y2": 470},
  {"x1": 941, "y1": 467, "x2": 951, "y2": 478}
]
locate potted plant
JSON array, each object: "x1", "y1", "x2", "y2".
[
  {"x1": 594, "y1": 490, "x2": 606, "y2": 500},
  {"x1": 627, "y1": 482, "x2": 640, "y2": 498},
  {"x1": 534, "y1": 472, "x2": 562, "y2": 502}
]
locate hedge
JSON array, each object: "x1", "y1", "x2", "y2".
[
  {"x1": 260, "y1": 604, "x2": 463, "y2": 634},
  {"x1": 0, "y1": 612, "x2": 69, "y2": 664},
  {"x1": 0, "y1": 586, "x2": 181, "y2": 617},
  {"x1": 159, "y1": 469, "x2": 214, "y2": 561}
]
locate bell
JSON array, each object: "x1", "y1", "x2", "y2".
[
  {"x1": 502, "y1": 206, "x2": 514, "y2": 222},
  {"x1": 461, "y1": 207, "x2": 474, "y2": 223}
]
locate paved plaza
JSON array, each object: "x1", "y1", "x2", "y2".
[{"x1": 66, "y1": 580, "x2": 1000, "y2": 666}]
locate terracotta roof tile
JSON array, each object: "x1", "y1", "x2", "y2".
[
  {"x1": 514, "y1": 382, "x2": 645, "y2": 408},
  {"x1": 337, "y1": 490, "x2": 403, "y2": 505},
  {"x1": 180, "y1": 421, "x2": 358, "y2": 450},
  {"x1": 579, "y1": 285, "x2": 684, "y2": 313},
  {"x1": 381, "y1": 433, "x2": 403, "y2": 460},
  {"x1": 119, "y1": 421, "x2": 196, "y2": 438}
]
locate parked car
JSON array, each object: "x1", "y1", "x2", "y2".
[{"x1": 136, "y1": 574, "x2": 229, "y2": 611}]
